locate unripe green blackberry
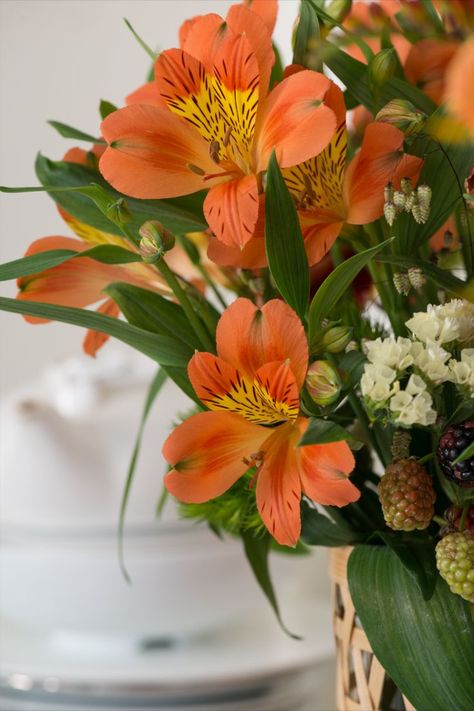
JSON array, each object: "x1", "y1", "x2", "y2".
[
  {"x1": 436, "y1": 532, "x2": 474, "y2": 603},
  {"x1": 378, "y1": 458, "x2": 436, "y2": 531}
]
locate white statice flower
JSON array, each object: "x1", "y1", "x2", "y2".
[
  {"x1": 361, "y1": 364, "x2": 399, "y2": 405},
  {"x1": 406, "y1": 299, "x2": 474, "y2": 346},
  {"x1": 405, "y1": 373, "x2": 427, "y2": 395},
  {"x1": 448, "y1": 349, "x2": 474, "y2": 397},
  {"x1": 411, "y1": 341, "x2": 451, "y2": 385},
  {"x1": 363, "y1": 336, "x2": 413, "y2": 370},
  {"x1": 440, "y1": 300, "x2": 474, "y2": 344},
  {"x1": 389, "y1": 388, "x2": 437, "y2": 427}
]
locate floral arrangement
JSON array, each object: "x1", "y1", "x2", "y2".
[{"x1": 1, "y1": 1, "x2": 473, "y2": 708}]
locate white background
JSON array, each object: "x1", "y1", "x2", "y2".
[{"x1": 0, "y1": 0, "x2": 299, "y2": 395}]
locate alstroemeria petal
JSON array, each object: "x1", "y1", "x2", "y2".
[
  {"x1": 216, "y1": 298, "x2": 309, "y2": 387},
  {"x1": 204, "y1": 175, "x2": 259, "y2": 249},
  {"x1": 188, "y1": 352, "x2": 298, "y2": 424},
  {"x1": 244, "y1": 0, "x2": 277, "y2": 35},
  {"x1": 83, "y1": 298, "x2": 120, "y2": 357},
  {"x1": 344, "y1": 122, "x2": 422, "y2": 225},
  {"x1": 445, "y1": 39, "x2": 474, "y2": 136},
  {"x1": 163, "y1": 411, "x2": 267, "y2": 503},
  {"x1": 299, "y1": 438, "x2": 360, "y2": 507},
  {"x1": 256, "y1": 422, "x2": 302, "y2": 547},
  {"x1": 256, "y1": 71, "x2": 337, "y2": 171},
  {"x1": 100, "y1": 104, "x2": 216, "y2": 199},
  {"x1": 126, "y1": 81, "x2": 164, "y2": 108}
]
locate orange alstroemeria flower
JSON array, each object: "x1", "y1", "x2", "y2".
[
  {"x1": 444, "y1": 38, "x2": 474, "y2": 138},
  {"x1": 163, "y1": 298, "x2": 359, "y2": 547},
  {"x1": 210, "y1": 83, "x2": 423, "y2": 268},
  {"x1": 99, "y1": 4, "x2": 338, "y2": 251}
]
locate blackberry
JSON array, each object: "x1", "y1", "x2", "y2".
[
  {"x1": 437, "y1": 420, "x2": 474, "y2": 488},
  {"x1": 378, "y1": 458, "x2": 435, "y2": 531},
  {"x1": 443, "y1": 505, "x2": 474, "y2": 536}
]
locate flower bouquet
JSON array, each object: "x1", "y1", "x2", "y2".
[{"x1": 1, "y1": 1, "x2": 473, "y2": 709}]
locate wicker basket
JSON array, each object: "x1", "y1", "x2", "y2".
[{"x1": 328, "y1": 547, "x2": 416, "y2": 711}]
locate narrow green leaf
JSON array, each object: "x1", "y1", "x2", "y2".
[
  {"x1": 293, "y1": 0, "x2": 319, "y2": 67},
  {"x1": 242, "y1": 530, "x2": 301, "y2": 640},
  {"x1": 270, "y1": 42, "x2": 284, "y2": 87},
  {"x1": 453, "y1": 442, "x2": 474, "y2": 466},
  {"x1": 0, "y1": 296, "x2": 192, "y2": 366},
  {"x1": 307, "y1": 0, "x2": 374, "y2": 63},
  {"x1": 322, "y1": 40, "x2": 436, "y2": 115},
  {"x1": 99, "y1": 100, "x2": 118, "y2": 119},
  {"x1": 118, "y1": 368, "x2": 167, "y2": 582},
  {"x1": 298, "y1": 418, "x2": 361, "y2": 447},
  {"x1": 35, "y1": 154, "x2": 207, "y2": 236},
  {"x1": 48, "y1": 120, "x2": 105, "y2": 145},
  {"x1": 348, "y1": 545, "x2": 474, "y2": 711},
  {"x1": 301, "y1": 501, "x2": 361, "y2": 547},
  {"x1": 123, "y1": 17, "x2": 157, "y2": 60},
  {"x1": 265, "y1": 152, "x2": 309, "y2": 320},
  {"x1": 105, "y1": 282, "x2": 199, "y2": 349},
  {"x1": 0, "y1": 245, "x2": 140, "y2": 282},
  {"x1": 308, "y1": 239, "x2": 393, "y2": 343}
]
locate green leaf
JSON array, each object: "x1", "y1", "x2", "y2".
[
  {"x1": 453, "y1": 442, "x2": 474, "y2": 466},
  {"x1": 339, "y1": 350, "x2": 366, "y2": 385},
  {"x1": 377, "y1": 254, "x2": 474, "y2": 301},
  {"x1": 123, "y1": 17, "x2": 157, "y2": 60},
  {"x1": 99, "y1": 100, "x2": 118, "y2": 119},
  {"x1": 298, "y1": 418, "x2": 361, "y2": 447},
  {"x1": 321, "y1": 40, "x2": 436, "y2": 115},
  {"x1": 348, "y1": 545, "x2": 474, "y2": 711},
  {"x1": 373, "y1": 531, "x2": 437, "y2": 600},
  {"x1": 308, "y1": 239, "x2": 393, "y2": 343},
  {"x1": 270, "y1": 42, "x2": 284, "y2": 87},
  {"x1": 48, "y1": 120, "x2": 105, "y2": 145},
  {"x1": 265, "y1": 152, "x2": 309, "y2": 320},
  {"x1": 35, "y1": 154, "x2": 207, "y2": 236},
  {"x1": 118, "y1": 368, "x2": 167, "y2": 582},
  {"x1": 105, "y1": 282, "x2": 199, "y2": 350},
  {"x1": 0, "y1": 296, "x2": 192, "y2": 366},
  {"x1": 242, "y1": 530, "x2": 301, "y2": 639},
  {"x1": 293, "y1": 0, "x2": 319, "y2": 67},
  {"x1": 301, "y1": 501, "x2": 361, "y2": 547},
  {"x1": 0, "y1": 245, "x2": 141, "y2": 282}
]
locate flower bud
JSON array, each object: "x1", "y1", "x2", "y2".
[
  {"x1": 384, "y1": 201, "x2": 397, "y2": 226},
  {"x1": 411, "y1": 201, "x2": 425, "y2": 224},
  {"x1": 404, "y1": 191, "x2": 416, "y2": 212},
  {"x1": 139, "y1": 221, "x2": 175, "y2": 262},
  {"x1": 320, "y1": 326, "x2": 353, "y2": 354},
  {"x1": 393, "y1": 272, "x2": 411, "y2": 295},
  {"x1": 375, "y1": 100, "x2": 426, "y2": 136},
  {"x1": 384, "y1": 182, "x2": 394, "y2": 204},
  {"x1": 408, "y1": 267, "x2": 426, "y2": 290},
  {"x1": 369, "y1": 48, "x2": 398, "y2": 89},
  {"x1": 393, "y1": 190, "x2": 406, "y2": 210},
  {"x1": 416, "y1": 184, "x2": 432, "y2": 222},
  {"x1": 306, "y1": 361, "x2": 342, "y2": 407},
  {"x1": 400, "y1": 177, "x2": 413, "y2": 195}
]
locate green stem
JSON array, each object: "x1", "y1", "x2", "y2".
[
  {"x1": 196, "y1": 264, "x2": 228, "y2": 309},
  {"x1": 459, "y1": 503, "x2": 470, "y2": 532},
  {"x1": 156, "y1": 259, "x2": 215, "y2": 352},
  {"x1": 418, "y1": 452, "x2": 435, "y2": 465},
  {"x1": 433, "y1": 515, "x2": 446, "y2": 527}
]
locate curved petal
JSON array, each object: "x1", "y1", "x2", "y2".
[
  {"x1": 204, "y1": 175, "x2": 259, "y2": 249},
  {"x1": 226, "y1": 4, "x2": 274, "y2": 95},
  {"x1": 207, "y1": 231, "x2": 267, "y2": 268},
  {"x1": 126, "y1": 81, "x2": 164, "y2": 108},
  {"x1": 445, "y1": 39, "x2": 474, "y2": 137},
  {"x1": 302, "y1": 220, "x2": 344, "y2": 267},
  {"x1": 83, "y1": 298, "x2": 120, "y2": 357},
  {"x1": 299, "y1": 436, "x2": 360, "y2": 507},
  {"x1": 163, "y1": 410, "x2": 267, "y2": 503},
  {"x1": 256, "y1": 71, "x2": 337, "y2": 171},
  {"x1": 100, "y1": 104, "x2": 217, "y2": 199},
  {"x1": 344, "y1": 122, "x2": 421, "y2": 224},
  {"x1": 17, "y1": 236, "x2": 140, "y2": 322},
  {"x1": 256, "y1": 422, "x2": 302, "y2": 546},
  {"x1": 216, "y1": 298, "x2": 308, "y2": 387},
  {"x1": 404, "y1": 38, "x2": 459, "y2": 104},
  {"x1": 179, "y1": 13, "x2": 226, "y2": 69},
  {"x1": 188, "y1": 352, "x2": 299, "y2": 424},
  {"x1": 244, "y1": 0, "x2": 277, "y2": 35}
]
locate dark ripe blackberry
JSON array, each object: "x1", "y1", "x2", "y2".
[{"x1": 437, "y1": 420, "x2": 474, "y2": 488}]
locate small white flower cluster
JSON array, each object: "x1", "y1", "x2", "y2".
[
  {"x1": 361, "y1": 301, "x2": 474, "y2": 426},
  {"x1": 406, "y1": 299, "x2": 474, "y2": 346}
]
